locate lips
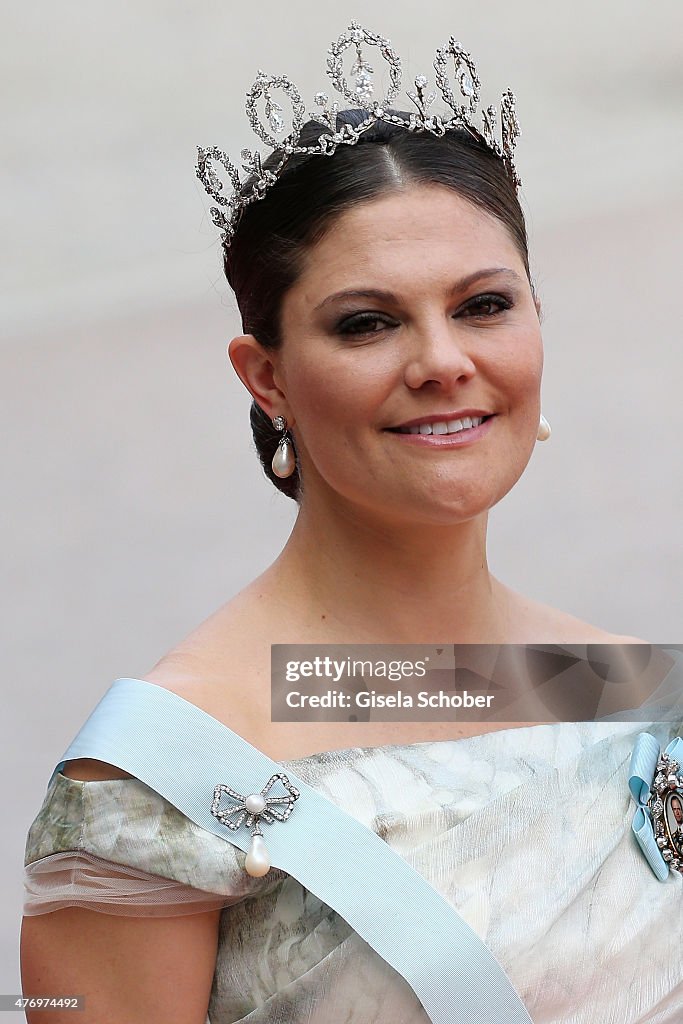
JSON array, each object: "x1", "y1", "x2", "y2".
[
  {"x1": 386, "y1": 413, "x2": 495, "y2": 434},
  {"x1": 385, "y1": 413, "x2": 496, "y2": 447}
]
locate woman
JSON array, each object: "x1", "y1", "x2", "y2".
[{"x1": 20, "y1": 22, "x2": 682, "y2": 1024}]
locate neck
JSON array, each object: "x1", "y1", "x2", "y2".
[{"x1": 266, "y1": 493, "x2": 512, "y2": 644}]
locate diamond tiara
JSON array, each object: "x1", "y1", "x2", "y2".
[{"x1": 196, "y1": 21, "x2": 521, "y2": 248}]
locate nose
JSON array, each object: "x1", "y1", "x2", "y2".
[{"x1": 402, "y1": 320, "x2": 477, "y2": 391}]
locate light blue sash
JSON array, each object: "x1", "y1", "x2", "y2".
[{"x1": 53, "y1": 677, "x2": 533, "y2": 1024}]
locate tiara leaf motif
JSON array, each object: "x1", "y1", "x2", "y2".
[{"x1": 196, "y1": 21, "x2": 522, "y2": 247}]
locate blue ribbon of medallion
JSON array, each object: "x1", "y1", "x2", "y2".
[{"x1": 629, "y1": 732, "x2": 683, "y2": 880}]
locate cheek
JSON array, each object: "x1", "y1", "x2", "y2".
[
  {"x1": 287, "y1": 348, "x2": 386, "y2": 428},
  {"x1": 490, "y1": 328, "x2": 544, "y2": 395}
]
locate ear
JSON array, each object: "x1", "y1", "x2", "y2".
[
  {"x1": 534, "y1": 292, "x2": 543, "y2": 323},
  {"x1": 227, "y1": 335, "x2": 293, "y2": 424},
  {"x1": 529, "y1": 275, "x2": 543, "y2": 323}
]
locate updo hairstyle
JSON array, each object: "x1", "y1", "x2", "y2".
[{"x1": 223, "y1": 110, "x2": 530, "y2": 502}]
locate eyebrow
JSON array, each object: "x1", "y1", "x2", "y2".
[{"x1": 313, "y1": 267, "x2": 523, "y2": 312}]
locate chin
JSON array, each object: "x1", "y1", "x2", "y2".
[
  {"x1": 375, "y1": 487, "x2": 498, "y2": 527},
  {"x1": 321, "y1": 465, "x2": 519, "y2": 524}
]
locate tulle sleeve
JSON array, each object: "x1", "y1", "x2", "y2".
[{"x1": 23, "y1": 770, "x2": 286, "y2": 917}]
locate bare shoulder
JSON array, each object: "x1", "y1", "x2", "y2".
[
  {"x1": 63, "y1": 591, "x2": 276, "y2": 780},
  {"x1": 552, "y1": 614, "x2": 648, "y2": 645},
  {"x1": 500, "y1": 583, "x2": 649, "y2": 644},
  {"x1": 138, "y1": 592, "x2": 274, "y2": 743},
  {"x1": 607, "y1": 633, "x2": 651, "y2": 645},
  {"x1": 535, "y1": 610, "x2": 648, "y2": 646}
]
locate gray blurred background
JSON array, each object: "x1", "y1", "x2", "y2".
[{"x1": 2, "y1": 0, "x2": 682, "y2": 999}]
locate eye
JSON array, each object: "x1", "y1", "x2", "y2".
[
  {"x1": 459, "y1": 293, "x2": 513, "y2": 318},
  {"x1": 336, "y1": 312, "x2": 399, "y2": 337}
]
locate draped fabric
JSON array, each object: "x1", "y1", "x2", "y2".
[
  {"x1": 24, "y1": 715, "x2": 683, "y2": 1023},
  {"x1": 23, "y1": 850, "x2": 232, "y2": 916}
]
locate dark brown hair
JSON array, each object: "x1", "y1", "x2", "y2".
[{"x1": 223, "y1": 110, "x2": 530, "y2": 502}]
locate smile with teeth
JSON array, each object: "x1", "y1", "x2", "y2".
[{"x1": 396, "y1": 415, "x2": 489, "y2": 435}]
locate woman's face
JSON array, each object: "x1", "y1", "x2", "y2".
[{"x1": 274, "y1": 184, "x2": 544, "y2": 525}]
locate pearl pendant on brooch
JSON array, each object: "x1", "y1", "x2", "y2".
[
  {"x1": 245, "y1": 834, "x2": 271, "y2": 877},
  {"x1": 244, "y1": 794, "x2": 270, "y2": 877},
  {"x1": 211, "y1": 773, "x2": 301, "y2": 876}
]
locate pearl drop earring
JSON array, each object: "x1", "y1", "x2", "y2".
[
  {"x1": 271, "y1": 415, "x2": 296, "y2": 478},
  {"x1": 537, "y1": 413, "x2": 551, "y2": 441}
]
